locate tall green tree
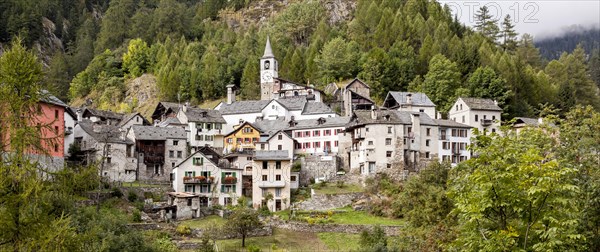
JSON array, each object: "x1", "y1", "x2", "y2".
[
  {"x1": 240, "y1": 57, "x2": 260, "y2": 100},
  {"x1": 227, "y1": 206, "x2": 262, "y2": 248},
  {"x1": 316, "y1": 37, "x2": 360, "y2": 85},
  {"x1": 0, "y1": 38, "x2": 77, "y2": 251},
  {"x1": 448, "y1": 127, "x2": 582, "y2": 251},
  {"x1": 501, "y1": 15, "x2": 518, "y2": 52},
  {"x1": 420, "y1": 54, "x2": 462, "y2": 112},
  {"x1": 467, "y1": 66, "x2": 511, "y2": 113},
  {"x1": 95, "y1": 0, "x2": 137, "y2": 53},
  {"x1": 474, "y1": 6, "x2": 500, "y2": 44},
  {"x1": 122, "y1": 38, "x2": 151, "y2": 77}
]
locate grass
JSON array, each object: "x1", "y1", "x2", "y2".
[
  {"x1": 121, "y1": 181, "x2": 166, "y2": 188},
  {"x1": 179, "y1": 215, "x2": 227, "y2": 229},
  {"x1": 312, "y1": 183, "x2": 364, "y2": 195},
  {"x1": 216, "y1": 228, "x2": 331, "y2": 252},
  {"x1": 329, "y1": 207, "x2": 405, "y2": 226},
  {"x1": 198, "y1": 98, "x2": 226, "y2": 109},
  {"x1": 317, "y1": 232, "x2": 361, "y2": 251}
]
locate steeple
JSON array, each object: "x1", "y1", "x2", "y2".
[{"x1": 262, "y1": 36, "x2": 274, "y2": 58}]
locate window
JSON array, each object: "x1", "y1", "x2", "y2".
[
  {"x1": 291, "y1": 176, "x2": 297, "y2": 181},
  {"x1": 313, "y1": 130, "x2": 320, "y2": 137},
  {"x1": 278, "y1": 134, "x2": 282, "y2": 140},
  {"x1": 193, "y1": 157, "x2": 203, "y2": 166},
  {"x1": 55, "y1": 110, "x2": 59, "y2": 119},
  {"x1": 443, "y1": 142, "x2": 450, "y2": 150},
  {"x1": 426, "y1": 128, "x2": 431, "y2": 136},
  {"x1": 387, "y1": 163, "x2": 392, "y2": 168},
  {"x1": 336, "y1": 129, "x2": 343, "y2": 134},
  {"x1": 172, "y1": 162, "x2": 175, "y2": 168},
  {"x1": 278, "y1": 145, "x2": 282, "y2": 150},
  {"x1": 366, "y1": 127, "x2": 369, "y2": 132},
  {"x1": 247, "y1": 157, "x2": 253, "y2": 161},
  {"x1": 425, "y1": 152, "x2": 430, "y2": 158},
  {"x1": 368, "y1": 141, "x2": 374, "y2": 145},
  {"x1": 460, "y1": 104, "x2": 463, "y2": 110},
  {"x1": 106, "y1": 144, "x2": 111, "y2": 154},
  {"x1": 426, "y1": 139, "x2": 430, "y2": 147},
  {"x1": 276, "y1": 174, "x2": 281, "y2": 181},
  {"x1": 262, "y1": 189, "x2": 267, "y2": 197},
  {"x1": 173, "y1": 140, "x2": 179, "y2": 146},
  {"x1": 54, "y1": 144, "x2": 59, "y2": 152},
  {"x1": 324, "y1": 130, "x2": 331, "y2": 136},
  {"x1": 452, "y1": 129, "x2": 458, "y2": 137},
  {"x1": 196, "y1": 135, "x2": 204, "y2": 141},
  {"x1": 368, "y1": 162, "x2": 375, "y2": 173},
  {"x1": 262, "y1": 175, "x2": 267, "y2": 181},
  {"x1": 462, "y1": 115, "x2": 465, "y2": 123},
  {"x1": 236, "y1": 138, "x2": 242, "y2": 144},
  {"x1": 295, "y1": 132, "x2": 302, "y2": 138},
  {"x1": 407, "y1": 127, "x2": 412, "y2": 133},
  {"x1": 492, "y1": 128, "x2": 496, "y2": 133},
  {"x1": 106, "y1": 157, "x2": 111, "y2": 164},
  {"x1": 304, "y1": 131, "x2": 311, "y2": 137},
  {"x1": 54, "y1": 126, "x2": 59, "y2": 134},
  {"x1": 334, "y1": 141, "x2": 338, "y2": 147},
  {"x1": 386, "y1": 151, "x2": 392, "y2": 157},
  {"x1": 261, "y1": 144, "x2": 265, "y2": 150},
  {"x1": 475, "y1": 114, "x2": 478, "y2": 122},
  {"x1": 262, "y1": 161, "x2": 268, "y2": 169},
  {"x1": 177, "y1": 151, "x2": 182, "y2": 158},
  {"x1": 419, "y1": 109, "x2": 424, "y2": 112},
  {"x1": 252, "y1": 137, "x2": 259, "y2": 142},
  {"x1": 388, "y1": 127, "x2": 392, "y2": 133},
  {"x1": 314, "y1": 142, "x2": 321, "y2": 148},
  {"x1": 244, "y1": 138, "x2": 250, "y2": 143},
  {"x1": 227, "y1": 138, "x2": 233, "y2": 144},
  {"x1": 385, "y1": 138, "x2": 392, "y2": 145},
  {"x1": 492, "y1": 115, "x2": 496, "y2": 120},
  {"x1": 303, "y1": 142, "x2": 311, "y2": 149},
  {"x1": 243, "y1": 127, "x2": 253, "y2": 133},
  {"x1": 276, "y1": 161, "x2": 281, "y2": 169},
  {"x1": 275, "y1": 188, "x2": 281, "y2": 197},
  {"x1": 169, "y1": 151, "x2": 174, "y2": 158},
  {"x1": 484, "y1": 115, "x2": 487, "y2": 119},
  {"x1": 187, "y1": 199, "x2": 192, "y2": 206}
]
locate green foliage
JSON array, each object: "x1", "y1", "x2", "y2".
[
  {"x1": 123, "y1": 38, "x2": 151, "y2": 77},
  {"x1": 448, "y1": 127, "x2": 582, "y2": 251},
  {"x1": 316, "y1": 37, "x2": 360, "y2": 85},
  {"x1": 128, "y1": 191, "x2": 139, "y2": 202},
  {"x1": 176, "y1": 224, "x2": 192, "y2": 236},
  {"x1": 467, "y1": 66, "x2": 512, "y2": 114},
  {"x1": 420, "y1": 54, "x2": 462, "y2": 112},
  {"x1": 132, "y1": 209, "x2": 142, "y2": 223},
  {"x1": 227, "y1": 207, "x2": 262, "y2": 247},
  {"x1": 271, "y1": 0, "x2": 325, "y2": 46},
  {"x1": 359, "y1": 225, "x2": 389, "y2": 252}
]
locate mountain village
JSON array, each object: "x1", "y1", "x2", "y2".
[{"x1": 31, "y1": 37, "x2": 543, "y2": 224}]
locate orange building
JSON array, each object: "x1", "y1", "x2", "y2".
[{"x1": 223, "y1": 122, "x2": 261, "y2": 153}]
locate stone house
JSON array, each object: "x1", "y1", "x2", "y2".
[
  {"x1": 435, "y1": 119, "x2": 472, "y2": 166},
  {"x1": 448, "y1": 97, "x2": 502, "y2": 135},
  {"x1": 74, "y1": 121, "x2": 137, "y2": 182},
  {"x1": 252, "y1": 150, "x2": 294, "y2": 211},
  {"x1": 346, "y1": 109, "x2": 438, "y2": 176},
  {"x1": 172, "y1": 147, "x2": 243, "y2": 207},
  {"x1": 127, "y1": 126, "x2": 187, "y2": 182},
  {"x1": 151, "y1": 101, "x2": 182, "y2": 124},
  {"x1": 176, "y1": 106, "x2": 226, "y2": 152},
  {"x1": 116, "y1": 112, "x2": 150, "y2": 130},
  {"x1": 382, "y1": 92, "x2": 438, "y2": 119},
  {"x1": 166, "y1": 192, "x2": 200, "y2": 220}
]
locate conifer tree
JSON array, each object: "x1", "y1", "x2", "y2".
[
  {"x1": 501, "y1": 15, "x2": 518, "y2": 52},
  {"x1": 474, "y1": 6, "x2": 500, "y2": 44}
]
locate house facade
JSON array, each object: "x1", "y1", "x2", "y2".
[
  {"x1": 223, "y1": 122, "x2": 261, "y2": 154},
  {"x1": 288, "y1": 117, "x2": 351, "y2": 155},
  {"x1": 435, "y1": 119, "x2": 472, "y2": 166},
  {"x1": 382, "y1": 92, "x2": 438, "y2": 119},
  {"x1": 177, "y1": 106, "x2": 226, "y2": 151},
  {"x1": 448, "y1": 97, "x2": 502, "y2": 135},
  {"x1": 252, "y1": 150, "x2": 293, "y2": 211}
]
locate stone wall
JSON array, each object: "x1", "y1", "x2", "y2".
[
  {"x1": 295, "y1": 192, "x2": 363, "y2": 211},
  {"x1": 271, "y1": 219, "x2": 403, "y2": 236},
  {"x1": 299, "y1": 155, "x2": 341, "y2": 186}
]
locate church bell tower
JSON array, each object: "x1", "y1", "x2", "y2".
[{"x1": 260, "y1": 36, "x2": 278, "y2": 100}]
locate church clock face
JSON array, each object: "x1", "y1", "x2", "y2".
[{"x1": 262, "y1": 72, "x2": 273, "y2": 82}]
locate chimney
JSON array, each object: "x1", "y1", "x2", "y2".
[
  {"x1": 371, "y1": 106, "x2": 377, "y2": 120},
  {"x1": 227, "y1": 84, "x2": 236, "y2": 104},
  {"x1": 406, "y1": 93, "x2": 413, "y2": 105},
  {"x1": 493, "y1": 100, "x2": 498, "y2": 106},
  {"x1": 183, "y1": 102, "x2": 189, "y2": 112}
]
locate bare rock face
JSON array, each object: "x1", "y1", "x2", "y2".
[{"x1": 322, "y1": 0, "x2": 356, "y2": 24}]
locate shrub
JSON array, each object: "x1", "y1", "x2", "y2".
[
  {"x1": 336, "y1": 181, "x2": 345, "y2": 188},
  {"x1": 132, "y1": 209, "x2": 142, "y2": 222},
  {"x1": 246, "y1": 245, "x2": 261, "y2": 252},
  {"x1": 176, "y1": 225, "x2": 191, "y2": 236},
  {"x1": 111, "y1": 187, "x2": 123, "y2": 198},
  {"x1": 127, "y1": 191, "x2": 138, "y2": 202},
  {"x1": 258, "y1": 205, "x2": 271, "y2": 216}
]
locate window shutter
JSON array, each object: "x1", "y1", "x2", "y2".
[
  {"x1": 232, "y1": 172, "x2": 236, "y2": 178},
  {"x1": 208, "y1": 185, "x2": 211, "y2": 193},
  {"x1": 233, "y1": 185, "x2": 236, "y2": 193},
  {"x1": 192, "y1": 185, "x2": 196, "y2": 193},
  {"x1": 221, "y1": 172, "x2": 225, "y2": 181},
  {"x1": 193, "y1": 171, "x2": 196, "y2": 177},
  {"x1": 221, "y1": 185, "x2": 224, "y2": 193},
  {"x1": 192, "y1": 158, "x2": 196, "y2": 165}
]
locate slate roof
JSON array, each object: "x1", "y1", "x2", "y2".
[
  {"x1": 460, "y1": 97, "x2": 502, "y2": 111},
  {"x1": 302, "y1": 101, "x2": 334, "y2": 115},
  {"x1": 157, "y1": 117, "x2": 184, "y2": 127},
  {"x1": 151, "y1": 102, "x2": 182, "y2": 121},
  {"x1": 253, "y1": 119, "x2": 289, "y2": 136},
  {"x1": 40, "y1": 90, "x2": 68, "y2": 107},
  {"x1": 344, "y1": 78, "x2": 369, "y2": 90},
  {"x1": 348, "y1": 110, "x2": 436, "y2": 128},
  {"x1": 78, "y1": 120, "x2": 132, "y2": 144},
  {"x1": 276, "y1": 96, "x2": 308, "y2": 111},
  {"x1": 176, "y1": 146, "x2": 222, "y2": 168},
  {"x1": 183, "y1": 107, "x2": 226, "y2": 123},
  {"x1": 131, "y1": 125, "x2": 186, "y2": 140},
  {"x1": 254, "y1": 150, "x2": 290, "y2": 161},
  {"x1": 386, "y1": 92, "x2": 436, "y2": 107},
  {"x1": 289, "y1": 116, "x2": 351, "y2": 130},
  {"x1": 218, "y1": 100, "x2": 270, "y2": 115},
  {"x1": 434, "y1": 119, "x2": 473, "y2": 128},
  {"x1": 83, "y1": 108, "x2": 124, "y2": 120},
  {"x1": 514, "y1": 117, "x2": 540, "y2": 127}
]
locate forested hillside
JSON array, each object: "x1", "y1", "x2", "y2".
[
  {"x1": 1, "y1": 0, "x2": 598, "y2": 118},
  {"x1": 535, "y1": 26, "x2": 600, "y2": 60}
]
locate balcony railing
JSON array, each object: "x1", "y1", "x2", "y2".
[
  {"x1": 257, "y1": 181, "x2": 286, "y2": 188},
  {"x1": 480, "y1": 119, "x2": 493, "y2": 127},
  {"x1": 222, "y1": 176, "x2": 237, "y2": 184},
  {"x1": 183, "y1": 176, "x2": 214, "y2": 184}
]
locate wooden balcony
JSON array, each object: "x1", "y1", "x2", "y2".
[{"x1": 183, "y1": 176, "x2": 214, "y2": 184}]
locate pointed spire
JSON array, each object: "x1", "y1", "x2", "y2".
[{"x1": 262, "y1": 35, "x2": 274, "y2": 58}]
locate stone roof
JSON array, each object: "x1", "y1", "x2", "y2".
[
  {"x1": 83, "y1": 108, "x2": 124, "y2": 120},
  {"x1": 289, "y1": 116, "x2": 351, "y2": 130},
  {"x1": 183, "y1": 107, "x2": 226, "y2": 123},
  {"x1": 253, "y1": 119, "x2": 289, "y2": 136},
  {"x1": 131, "y1": 125, "x2": 186, "y2": 140},
  {"x1": 349, "y1": 110, "x2": 436, "y2": 128},
  {"x1": 78, "y1": 120, "x2": 132, "y2": 144},
  {"x1": 218, "y1": 100, "x2": 270, "y2": 115},
  {"x1": 117, "y1": 113, "x2": 149, "y2": 127},
  {"x1": 254, "y1": 150, "x2": 290, "y2": 161},
  {"x1": 157, "y1": 117, "x2": 184, "y2": 127},
  {"x1": 386, "y1": 92, "x2": 436, "y2": 107},
  {"x1": 176, "y1": 146, "x2": 222, "y2": 168},
  {"x1": 40, "y1": 90, "x2": 68, "y2": 108},
  {"x1": 276, "y1": 96, "x2": 308, "y2": 111},
  {"x1": 514, "y1": 117, "x2": 540, "y2": 127},
  {"x1": 302, "y1": 101, "x2": 334, "y2": 115},
  {"x1": 434, "y1": 119, "x2": 473, "y2": 128},
  {"x1": 460, "y1": 97, "x2": 502, "y2": 111}
]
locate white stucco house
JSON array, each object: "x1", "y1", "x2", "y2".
[
  {"x1": 448, "y1": 97, "x2": 502, "y2": 135},
  {"x1": 435, "y1": 119, "x2": 472, "y2": 166}
]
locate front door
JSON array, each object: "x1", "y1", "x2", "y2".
[{"x1": 275, "y1": 199, "x2": 282, "y2": 211}]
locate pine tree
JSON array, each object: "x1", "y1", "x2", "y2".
[
  {"x1": 501, "y1": 15, "x2": 518, "y2": 52},
  {"x1": 474, "y1": 6, "x2": 500, "y2": 44},
  {"x1": 240, "y1": 59, "x2": 259, "y2": 100}
]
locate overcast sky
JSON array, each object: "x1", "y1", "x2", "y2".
[{"x1": 437, "y1": 0, "x2": 600, "y2": 40}]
